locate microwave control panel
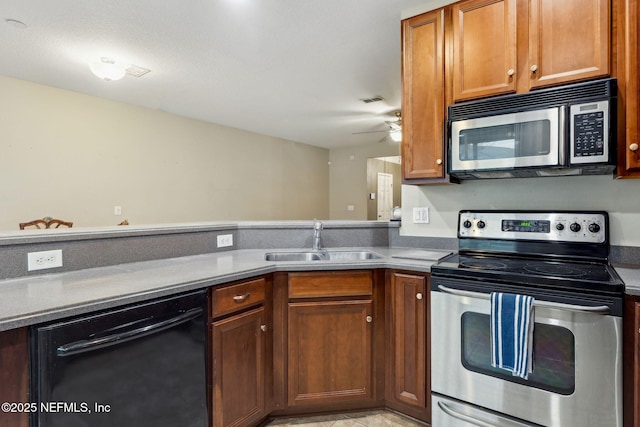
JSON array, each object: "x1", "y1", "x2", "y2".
[{"x1": 570, "y1": 100, "x2": 609, "y2": 164}]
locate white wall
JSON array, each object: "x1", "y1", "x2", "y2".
[
  {"x1": 401, "y1": 175, "x2": 640, "y2": 246},
  {"x1": 0, "y1": 76, "x2": 329, "y2": 230}
]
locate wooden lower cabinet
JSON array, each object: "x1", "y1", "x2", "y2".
[
  {"x1": 0, "y1": 328, "x2": 29, "y2": 427},
  {"x1": 285, "y1": 271, "x2": 382, "y2": 409},
  {"x1": 624, "y1": 294, "x2": 640, "y2": 426},
  {"x1": 288, "y1": 300, "x2": 373, "y2": 406},
  {"x1": 211, "y1": 277, "x2": 272, "y2": 427},
  {"x1": 386, "y1": 271, "x2": 430, "y2": 423}
]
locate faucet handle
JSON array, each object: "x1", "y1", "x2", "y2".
[{"x1": 313, "y1": 219, "x2": 323, "y2": 230}]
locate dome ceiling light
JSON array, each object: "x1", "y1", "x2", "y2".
[{"x1": 89, "y1": 57, "x2": 127, "y2": 81}]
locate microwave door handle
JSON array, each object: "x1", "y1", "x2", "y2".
[
  {"x1": 437, "y1": 285, "x2": 610, "y2": 314},
  {"x1": 559, "y1": 106, "x2": 566, "y2": 165},
  {"x1": 56, "y1": 308, "x2": 203, "y2": 357},
  {"x1": 437, "y1": 401, "x2": 499, "y2": 427}
]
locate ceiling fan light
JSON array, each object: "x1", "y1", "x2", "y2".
[
  {"x1": 89, "y1": 57, "x2": 126, "y2": 81},
  {"x1": 389, "y1": 130, "x2": 402, "y2": 142}
]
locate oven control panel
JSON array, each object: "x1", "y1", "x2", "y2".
[{"x1": 458, "y1": 211, "x2": 606, "y2": 243}]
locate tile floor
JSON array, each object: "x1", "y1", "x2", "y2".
[{"x1": 266, "y1": 410, "x2": 426, "y2": 427}]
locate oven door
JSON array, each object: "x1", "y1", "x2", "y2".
[
  {"x1": 430, "y1": 279, "x2": 622, "y2": 427},
  {"x1": 450, "y1": 107, "x2": 563, "y2": 173}
]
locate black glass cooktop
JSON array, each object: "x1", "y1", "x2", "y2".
[{"x1": 431, "y1": 253, "x2": 624, "y2": 294}]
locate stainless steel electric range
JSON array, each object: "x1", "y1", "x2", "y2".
[{"x1": 430, "y1": 210, "x2": 624, "y2": 427}]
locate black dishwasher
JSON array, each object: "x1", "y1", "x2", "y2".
[{"x1": 30, "y1": 290, "x2": 208, "y2": 427}]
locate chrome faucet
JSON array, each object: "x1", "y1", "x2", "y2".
[{"x1": 312, "y1": 219, "x2": 323, "y2": 250}]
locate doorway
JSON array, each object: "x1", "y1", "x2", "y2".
[
  {"x1": 366, "y1": 157, "x2": 401, "y2": 221},
  {"x1": 376, "y1": 173, "x2": 393, "y2": 220}
]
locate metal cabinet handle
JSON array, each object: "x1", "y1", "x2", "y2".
[
  {"x1": 260, "y1": 324, "x2": 267, "y2": 332},
  {"x1": 436, "y1": 158, "x2": 443, "y2": 165},
  {"x1": 366, "y1": 315, "x2": 373, "y2": 323},
  {"x1": 507, "y1": 68, "x2": 515, "y2": 76},
  {"x1": 233, "y1": 293, "x2": 250, "y2": 303},
  {"x1": 416, "y1": 293, "x2": 423, "y2": 300},
  {"x1": 630, "y1": 143, "x2": 639, "y2": 152},
  {"x1": 530, "y1": 64, "x2": 538, "y2": 72},
  {"x1": 437, "y1": 285, "x2": 610, "y2": 314}
]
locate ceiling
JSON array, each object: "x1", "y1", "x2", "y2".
[{"x1": 0, "y1": 0, "x2": 434, "y2": 149}]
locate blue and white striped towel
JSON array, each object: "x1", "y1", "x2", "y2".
[{"x1": 490, "y1": 292, "x2": 535, "y2": 379}]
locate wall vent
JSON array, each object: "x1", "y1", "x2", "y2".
[
  {"x1": 126, "y1": 64, "x2": 151, "y2": 78},
  {"x1": 360, "y1": 95, "x2": 384, "y2": 103}
]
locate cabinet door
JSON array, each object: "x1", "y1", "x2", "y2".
[
  {"x1": 624, "y1": 298, "x2": 640, "y2": 426},
  {"x1": 634, "y1": 301, "x2": 640, "y2": 426},
  {"x1": 528, "y1": 0, "x2": 610, "y2": 90},
  {"x1": 212, "y1": 307, "x2": 266, "y2": 427},
  {"x1": 452, "y1": 0, "x2": 517, "y2": 101},
  {"x1": 618, "y1": 0, "x2": 640, "y2": 176},
  {"x1": 288, "y1": 300, "x2": 373, "y2": 406},
  {"x1": 401, "y1": 9, "x2": 447, "y2": 181},
  {"x1": 387, "y1": 272, "x2": 429, "y2": 421},
  {"x1": 0, "y1": 328, "x2": 29, "y2": 427}
]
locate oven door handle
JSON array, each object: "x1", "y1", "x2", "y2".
[
  {"x1": 437, "y1": 285, "x2": 611, "y2": 314},
  {"x1": 437, "y1": 401, "x2": 499, "y2": 427}
]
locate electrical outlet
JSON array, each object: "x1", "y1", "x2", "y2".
[
  {"x1": 217, "y1": 234, "x2": 233, "y2": 248},
  {"x1": 28, "y1": 249, "x2": 63, "y2": 271}
]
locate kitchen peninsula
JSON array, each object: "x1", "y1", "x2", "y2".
[{"x1": 2, "y1": 220, "x2": 640, "y2": 427}]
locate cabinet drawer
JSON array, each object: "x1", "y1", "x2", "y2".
[
  {"x1": 288, "y1": 271, "x2": 373, "y2": 299},
  {"x1": 212, "y1": 278, "x2": 266, "y2": 317}
]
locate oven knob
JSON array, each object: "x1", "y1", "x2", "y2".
[
  {"x1": 588, "y1": 223, "x2": 601, "y2": 233},
  {"x1": 477, "y1": 220, "x2": 486, "y2": 229},
  {"x1": 556, "y1": 223, "x2": 565, "y2": 231},
  {"x1": 570, "y1": 222, "x2": 581, "y2": 232},
  {"x1": 463, "y1": 220, "x2": 473, "y2": 229}
]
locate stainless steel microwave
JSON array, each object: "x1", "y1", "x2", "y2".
[{"x1": 448, "y1": 78, "x2": 617, "y2": 180}]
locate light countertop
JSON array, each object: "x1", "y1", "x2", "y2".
[
  {"x1": 614, "y1": 264, "x2": 640, "y2": 296},
  {"x1": 0, "y1": 247, "x2": 451, "y2": 332},
  {"x1": 4, "y1": 245, "x2": 640, "y2": 332}
]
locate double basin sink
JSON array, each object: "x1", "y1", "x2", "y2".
[{"x1": 264, "y1": 250, "x2": 383, "y2": 262}]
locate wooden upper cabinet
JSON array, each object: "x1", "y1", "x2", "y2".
[
  {"x1": 528, "y1": 0, "x2": 610, "y2": 90},
  {"x1": 617, "y1": 0, "x2": 640, "y2": 176},
  {"x1": 401, "y1": 9, "x2": 447, "y2": 181},
  {"x1": 450, "y1": 0, "x2": 610, "y2": 101},
  {"x1": 452, "y1": 0, "x2": 517, "y2": 101}
]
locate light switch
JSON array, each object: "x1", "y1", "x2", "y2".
[{"x1": 413, "y1": 207, "x2": 430, "y2": 224}]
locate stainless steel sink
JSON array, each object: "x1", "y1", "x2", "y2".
[
  {"x1": 324, "y1": 250, "x2": 383, "y2": 261},
  {"x1": 264, "y1": 252, "x2": 324, "y2": 261},
  {"x1": 264, "y1": 250, "x2": 383, "y2": 262}
]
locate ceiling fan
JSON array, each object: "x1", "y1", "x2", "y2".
[{"x1": 352, "y1": 111, "x2": 402, "y2": 142}]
